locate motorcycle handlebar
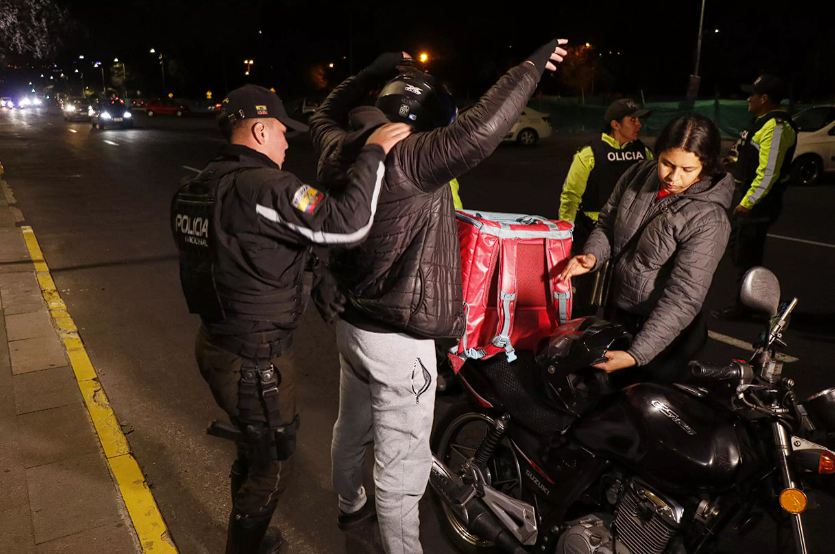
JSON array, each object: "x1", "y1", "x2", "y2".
[{"x1": 689, "y1": 361, "x2": 742, "y2": 381}]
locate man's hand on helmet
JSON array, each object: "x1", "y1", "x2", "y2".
[
  {"x1": 526, "y1": 39, "x2": 569, "y2": 74},
  {"x1": 362, "y1": 52, "x2": 413, "y2": 79}
]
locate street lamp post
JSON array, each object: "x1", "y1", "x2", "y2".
[
  {"x1": 75, "y1": 69, "x2": 84, "y2": 95},
  {"x1": 244, "y1": 60, "x2": 254, "y2": 76},
  {"x1": 150, "y1": 49, "x2": 166, "y2": 93},
  {"x1": 94, "y1": 62, "x2": 106, "y2": 96},
  {"x1": 687, "y1": 0, "x2": 707, "y2": 101}
]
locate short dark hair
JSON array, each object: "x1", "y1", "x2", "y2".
[
  {"x1": 654, "y1": 114, "x2": 724, "y2": 178},
  {"x1": 217, "y1": 111, "x2": 253, "y2": 142}
]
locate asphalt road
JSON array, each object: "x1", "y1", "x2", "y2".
[{"x1": 1, "y1": 105, "x2": 834, "y2": 554}]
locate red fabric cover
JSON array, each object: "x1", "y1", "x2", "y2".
[{"x1": 453, "y1": 211, "x2": 573, "y2": 370}]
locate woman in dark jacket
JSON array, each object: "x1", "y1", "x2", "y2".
[{"x1": 559, "y1": 114, "x2": 733, "y2": 383}]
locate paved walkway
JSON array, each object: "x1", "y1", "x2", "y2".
[{"x1": 0, "y1": 165, "x2": 174, "y2": 553}]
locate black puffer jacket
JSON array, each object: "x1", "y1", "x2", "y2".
[
  {"x1": 311, "y1": 62, "x2": 544, "y2": 339},
  {"x1": 582, "y1": 160, "x2": 733, "y2": 365}
]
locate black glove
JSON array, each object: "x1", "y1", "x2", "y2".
[
  {"x1": 311, "y1": 258, "x2": 346, "y2": 325},
  {"x1": 526, "y1": 39, "x2": 559, "y2": 75},
  {"x1": 360, "y1": 52, "x2": 411, "y2": 80}
]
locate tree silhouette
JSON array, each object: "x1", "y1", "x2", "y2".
[{"x1": 0, "y1": 0, "x2": 77, "y2": 61}]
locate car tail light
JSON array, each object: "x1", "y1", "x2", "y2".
[
  {"x1": 779, "y1": 488, "x2": 807, "y2": 514},
  {"x1": 820, "y1": 451, "x2": 835, "y2": 474}
]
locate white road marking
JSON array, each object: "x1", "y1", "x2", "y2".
[
  {"x1": 182, "y1": 165, "x2": 202, "y2": 173},
  {"x1": 103, "y1": 140, "x2": 119, "y2": 146},
  {"x1": 708, "y1": 330, "x2": 799, "y2": 363},
  {"x1": 768, "y1": 234, "x2": 835, "y2": 250},
  {"x1": 68, "y1": 129, "x2": 77, "y2": 133}
]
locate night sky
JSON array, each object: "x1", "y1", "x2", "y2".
[{"x1": 8, "y1": 0, "x2": 835, "y2": 102}]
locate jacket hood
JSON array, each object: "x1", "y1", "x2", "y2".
[
  {"x1": 682, "y1": 170, "x2": 734, "y2": 210},
  {"x1": 318, "y1": 106, "x2": 390, "y2": 187}
]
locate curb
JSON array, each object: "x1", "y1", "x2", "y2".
[{"x1": 2, "y1": 164, "x2": 178, "y2": 553}]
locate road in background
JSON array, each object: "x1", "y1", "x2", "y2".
[{"x1": 1, "y1": 106, "x2": 834, "y2": 553}]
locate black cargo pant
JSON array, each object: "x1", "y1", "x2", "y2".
[{"x1": 195, "y1": 325, "x2": 296, "y2": 517}]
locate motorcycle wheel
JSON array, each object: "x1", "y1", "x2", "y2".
[{"x1": 431, "y1": 401, "x2": 525, "y2": 554}]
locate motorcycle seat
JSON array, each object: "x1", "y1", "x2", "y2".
[{"x1": 470, "y1": 350, "x2": 576, "y2": 435}]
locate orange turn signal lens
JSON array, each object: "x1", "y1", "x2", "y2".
[
  {"x1": 820, "y1": 451, "x2": 835, "y2": 474},
  {"x1": 780, "y1": 488, "x2": 807, "y2": 514}
]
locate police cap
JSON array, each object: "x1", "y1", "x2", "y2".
[
  {"x1": 604, "y1": 98, "x2": 651, "y2": 124},
  {"x1": 742, "y1": 74, "x2": 787, "y2": 104},
  {"x1": 220, "y1": 84, "x2": 309, "y2": 133}
]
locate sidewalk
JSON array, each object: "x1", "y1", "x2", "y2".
[{"x1": 0, "y1": 168, "x2": 171, "y2": 553}]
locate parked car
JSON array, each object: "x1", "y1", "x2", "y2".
[
  {"x1": 301, "y1": 96, "x2": 324, "y2": 119},
  {"x1": 791, "y1": 105, "x2": 835, "y2": 185},
  {"x1": 91, "y1": 99, "x2": 134, "y2": 129},
  {"x1": 62, "y1": 97, "x2": 92, "y2": 121},
  {"x1": 146, "y1": 99, "x2": 188, "y2": 117},
  {"x1": 0, "y1": 97, "x2": 13, "y2": 109},
  {"x1": 503, "y1": 107, "x2": 553, "y2": 146}
]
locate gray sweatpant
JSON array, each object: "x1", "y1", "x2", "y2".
[{"x1": 331, "y1": 319, "x2": 437, "y2": 554}]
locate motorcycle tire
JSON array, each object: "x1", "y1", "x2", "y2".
[{"x1": 430, "y1": 400, "x2": 523, "y2": 554}]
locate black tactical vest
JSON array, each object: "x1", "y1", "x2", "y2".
[
  {"x1": 171, "y1": 162, "x2": 308, "y2": 329},
  {"x1": 583, "y1": 135, "x2": 648, "y2": 213}
]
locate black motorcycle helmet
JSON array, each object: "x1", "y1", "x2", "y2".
[
  {"x1": 534, "y1": 317, "x2": 633, "y2": 416},
  {"x1": 375, "y1": 70, "x2": 457, "y2": 133}
]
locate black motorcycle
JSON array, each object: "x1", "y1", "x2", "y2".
[{"x1": 430, "y1": 267, "x2": 835, "y2": 554}]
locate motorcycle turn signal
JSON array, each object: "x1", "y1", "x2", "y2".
[{"x1": 819, "y1": 451, "x2": 835, "y2": 474}]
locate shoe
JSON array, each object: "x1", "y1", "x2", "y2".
[{"x1": 338, "y1": 496, "x2": 377, "y2": 530}]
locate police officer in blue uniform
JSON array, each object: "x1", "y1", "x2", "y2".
[{"x1": 172, "y1": 84, "x2": 410, "y2": 553}]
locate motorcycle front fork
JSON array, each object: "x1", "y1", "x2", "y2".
[{"x1": 772, "y1": 421, "x2": 808, "y2": 554}]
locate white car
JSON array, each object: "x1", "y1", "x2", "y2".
[
  {"x1": 791, "y1": 105, "x2": 835, "y2": 185},
  {"x1": 504, "y1": 107, "x2": 553, "y2": 146}
]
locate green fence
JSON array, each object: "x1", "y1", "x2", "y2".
[{"x1": 526, "y1": 96, "x2": 816, "y2": 138}]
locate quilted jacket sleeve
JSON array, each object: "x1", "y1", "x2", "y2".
[
  {"x1": 394, "y1": 63, "x2": 542, "y2": 192},
  {"x1": 626, "y1": 206, "x2": 731, "y2": 366}
]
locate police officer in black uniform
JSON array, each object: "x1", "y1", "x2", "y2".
[{"x1": 172, "y1": 84, "x2": 410, "y2": 554}]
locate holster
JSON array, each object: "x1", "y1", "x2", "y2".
[{"x1": 206, "y1": 357, "x2": 300, "y2": 466}]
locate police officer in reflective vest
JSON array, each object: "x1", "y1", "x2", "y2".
[
  {"x1": 559, "y1": 98, "x2": 652, "y2": 314},
  {"x1": 713, "y1": 75, "x2": 797, "y2": 320},
  {"x1": 171, "y1": 84, "x2": 409, "y2": 553}
]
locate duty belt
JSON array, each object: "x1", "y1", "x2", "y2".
[{"x1": 207, "y1": 328, "x2": 291, "y2": 360}]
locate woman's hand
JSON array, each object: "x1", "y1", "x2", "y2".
[
  {"x1": 558, "y1": 254, "x2": 596, "y2": 282},
  {"x1": 593, "y1": 350, "x2": 637, "y2": 373}
]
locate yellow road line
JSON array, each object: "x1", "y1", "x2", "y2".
[{"x1": 21, "y1": 226, "x2": 178, "y2": 553}]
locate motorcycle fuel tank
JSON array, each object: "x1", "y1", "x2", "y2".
[{"x1": 572, "y1": 383, "x2": 750, "y2": 493}]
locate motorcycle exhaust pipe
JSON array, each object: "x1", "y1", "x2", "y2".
[{"x1": 430, "y1": 456, "x2": 527, "y2": 554}]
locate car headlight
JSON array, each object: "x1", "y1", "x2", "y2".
[
  {"x1": 66, "y1": 105, "x2": 76, "y2": 112},
  {"x1": 33, "y1": 99, "x2": 42, "y2": 106},
  {"x1": 88, "y1": 107, "x2": 94, "y2": 115},
  {"x1": 101, "y1": 112, "x2": 112, "y2": 120},
  {"x1": 7, "y1": 101, "x2": 13, "y2": 108},
  {"x1": 20, "y1": 99, "x2": 30, "y2": 107},
  {"x1": 123, "y1": 111, "x2": 132, "y2": 118}
]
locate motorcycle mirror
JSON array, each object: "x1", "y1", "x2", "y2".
[{"x1": 739, "y1": 267, "x2": 781, "y2": 317}]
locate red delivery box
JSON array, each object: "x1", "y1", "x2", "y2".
[{"x1": 451, "y1": 210, "x2": 573, "y2": 371}]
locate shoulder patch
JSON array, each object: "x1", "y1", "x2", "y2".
[{"x1": 291, "y1": 184, "x2": 324, "y2": 214}]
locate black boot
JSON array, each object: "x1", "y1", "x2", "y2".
[{"x1": 226, "y1": 507, "x2": 286, "y2": 554}]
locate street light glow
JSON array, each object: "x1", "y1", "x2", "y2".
[
  {"x1": 419, "y1": 52, "x2": 428, "y2": 63},
  {"x1": 329, "y1": 63, "x2": 334, "y2": 68},
  {"x1": 714, "y1": 28, "x2": 720, "y2": 33},
  {"x1": 78, "y1": 55, "x2": 84, "y2": 59},
  {"x1": 585, "y1": 42, "x2": 591, "y2": 47},
  {"x1": 114, "y1": 58, "x2": 119, "y2": 62}
]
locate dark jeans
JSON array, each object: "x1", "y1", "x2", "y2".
[
  {"x1": 609, "y1": 309, "x2": 708, "y2": 386},
  {"x1": 195, "y1": 325, "x2": 297, "y2": 517}
]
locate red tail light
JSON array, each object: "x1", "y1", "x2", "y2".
[{"x1": 820, "y1": 451, "x2": 835, "y2": 474}]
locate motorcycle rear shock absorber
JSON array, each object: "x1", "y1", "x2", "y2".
[{"x1": 473, "y1": 413, "x2": 511, "y2": 467}]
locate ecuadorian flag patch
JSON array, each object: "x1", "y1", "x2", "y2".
[
  {"x1": 291, "y1": 185, "x2": 324, "y2": 214},
  {"x1": 255, "y1": 104, "x2": 268, "y2": 115}
]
